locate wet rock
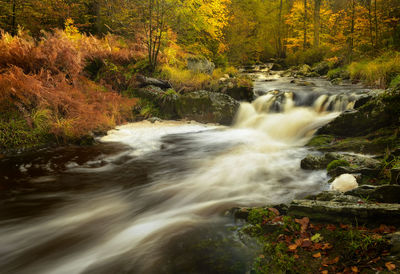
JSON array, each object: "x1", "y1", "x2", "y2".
[
  {"x1": 148, "y1": 117, "x2": 163, "y2": 123},
  {"x1": 220, "y1": 80, "x2": 254, "y2": 102},
  {"x1": 175, "y1": 90, "x2": 240, "y2": 125},
  {"x1": 300, "y1": 154, "x2": 328, "y2": 170},
  {"x1": 271, "y1": 63, "x2": 283, "y2": 71},
  {"x1": 297, "y1": 64, "x2": 312, "y2": 76},
  {"x1": 392, "y1": 168, "x2": 400, "y2": 185},
  {"x1": 317, "y1": 88, "x2": 400, "y2": 138},
  {"x1": 346, "y1": 185, "x2": 400, "y2": 203},
  {"x1": 389, "y1": 232, "x2": 400, "y2": 257},
  {"x1": 290, "y1": 80, "x2": 316, "y2": 86},
  {"x1": 301, "y1": 152, "x2": 381, "y2": 173},
  {"x1": 288, "y1": 199, "x2": 400, "y2": 226},
  {"x1": 135, "y1": 85, "x2": 178, "y2": 117},
  {"x1": 312, "y1": 62, "x2": 330, "y2": 75}
]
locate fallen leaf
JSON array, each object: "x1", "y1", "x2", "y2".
[
  {"x1": 295, "y1": 217, "x2": 310, "y2": 233},
  {"x1": 259, "y1": 254, "x2": 265, "y2": 258},
  {"x1": 313, "y1": 252, "x2": 321, "y2": 258},
  {"x1": 369, "y1": 257, "x2": 380, "y2": 264},
  {"x1": 302, "y1": 239, "x2": 312, "y2": 248},
  {"x1": 288, "y1": 244, "x2": 298, "y2": 251},
  {"x1": 385, "y1": 262, "x2": 396, "y2": 271},
  {"x1": 295, "y1": 239, "x2": 303, "y2": 246},
  {"x1": 340, "y1": 223, "x2": 350, "y2": 230},
  {"x1": 268, "y1": 207, "x2": 280, "y2": 216},
  {"x1": 322, "y1": 243, "x2": 333, "y2": 250},
  {"x1": 271, "y1": 216, "x2": 283, "y2": 223},
  {"x1": 351, "y1": 266, "x2": 359, "y2": 272},
  {"x1": 311, "y1": 233, "x2": 324, "y2": 243},
  {"x1": 321, "y1": 271, "x2": 328, "y2": 274},
  {"x1": 326, "y1": 224, "x2": 336, "y2": 231},
  {"x1": 294, "y1": 254, "x2": 299, "y2": 259}
]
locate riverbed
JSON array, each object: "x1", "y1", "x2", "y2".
[{"x1": 0, "y1": 73, "x2": 369, "y2": 273}]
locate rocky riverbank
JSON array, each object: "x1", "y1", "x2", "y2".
[{"x1": 235, "y1": 78, "x2": 400, "y2": 272}]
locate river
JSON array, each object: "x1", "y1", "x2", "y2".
[{"x1": 0, "y1": 72, "x2": 369, "y2": 273}]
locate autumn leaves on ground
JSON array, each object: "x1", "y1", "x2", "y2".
[{"x1": 242, "y1": 207, "x2": 397, "y2": 273}]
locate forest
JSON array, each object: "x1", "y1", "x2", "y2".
[{"x1": 1, "y1": 0, "x2": 400, "y2": 273}]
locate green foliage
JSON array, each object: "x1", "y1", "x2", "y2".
[
  {"x1": 136, "y1": 99, "x2": 160, "y2": 118},
  {"x1": 0, "y1": 111, "x2": 50, "y2": 149},
  {"x1": 286, "y1": 47, "x2": 329, "y2": 66},
  {"x1": 348, "y1": 52, "x2": 400, "y2": 88},
  {"x1": 390, "y1": 74, "x2": 400, "y2": 88},
  {"x1": 327, "y1": 160, "x2": 350, "y2": 172},
  {"x1": 327, "y1": 67, "x2": 350, "y2": 80}
]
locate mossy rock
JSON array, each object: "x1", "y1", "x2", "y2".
[
  {"x1": 175, "y1": 90, "x2": 240, "y2": 125},
  {"x1": 327, "y1": 159, "x2": 350, "y2": 172}
]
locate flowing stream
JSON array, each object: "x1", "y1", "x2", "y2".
[{"x1": 0, "y1": 73, "x2": 369, "y2": 273}]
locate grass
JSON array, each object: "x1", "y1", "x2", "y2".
[
  {"x1": 158, "y1": 64, "x2": 245, "y2": 92},
  {"x1": 348, "y1": 52, "x2": 400, "y2": 88}
]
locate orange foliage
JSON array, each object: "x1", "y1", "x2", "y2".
[{"x1": 0, "y1": 29, "x2": 138, "y2": 144}]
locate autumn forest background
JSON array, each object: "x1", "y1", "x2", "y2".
[{"x1": 0, "y1": 0, "x2": 400, "y2": 149}]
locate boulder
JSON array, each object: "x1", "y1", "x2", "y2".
[
  {"x1": 219, "y1": 79, "x2": 254, "y2": 102},
  {"x1": 317, "y1": 88, "x2": 400, "y2": 137},
  {"x1": 346, "y1": 185, "x2": 400, "y2": 203},
  {"x1": 301, "y1": 152, "x2": 381, "y2": 172},
  {"x1": 187, "y1": 57, "x2": 215, "y2": 74},
  {"x1": 135, "y1": 86, "x2": 179, "y2": 117},
  {"x1": 312, "y1": 62, "x2": 330, "y2": 75},
  {"x1": 175, "y1": 91, "x2": 240, "y2": 125},
  {"x1": 288, "y1": 199, "x2": 400, "y2": 226},
  {"x1": 135, "y1": 75, "x2": 172, "y2": 90}
]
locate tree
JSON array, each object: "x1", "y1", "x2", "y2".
[
  {"x1": 313, "y1": 0, "x2": 321, "y2": 48},
  {"x1": 303, "y1": 0, "x2": 307, "y2": 50}
]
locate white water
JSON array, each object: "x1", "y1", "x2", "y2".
[{"x1": 0, "y1": 77, "x2": 361, "y2": 273}]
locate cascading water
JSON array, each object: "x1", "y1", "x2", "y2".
[{"x1": 0, "y1": 73, "x2": 369, "y2": 273}]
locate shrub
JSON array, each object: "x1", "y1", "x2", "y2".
[
  {"x1": 286, "y1": 47, "x2": 329, "y2": 66},
  {"x1": 348, "y1": 52, "x2": 400, "y2": 88}
]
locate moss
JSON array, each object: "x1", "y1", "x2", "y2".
[
  {"x1": 0, "y1": 111, "x2": 51, "y2": 150},
  {"x1": 307, "y1": 135, "x2": 334, "y2": 147},
  {"x1": 327, "y1": 160, "x2": 350, "y2": 172},
  {"x1": 241, "y1": 208, "x2": 392, "y2": 274}
]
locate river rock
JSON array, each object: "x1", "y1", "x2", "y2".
[
  {"x1": 135, "y1": 85, "x2": 179, "y2": 117},
  {"x1": 288, "y1": 199, "x2": 400, "y2": 226},
  {"x1": 346, "y1": 185, "x2": 400, "y2": 203},
  {"x1": 317, "y1": 88, "x2": 400, "y2": 137},
  {"x1": 175, "y1": 91, "x2": 240, "y2": 125},
  {"x1": 136, "y1": 75, "x2": 172, "y2": 90},
  {"x1": 312, "y1": 62, "x2": 330, "y2": 76},
  {"x1": 301, "y1": 152, "x2": 381, "y2": 171},
  {"x1": 219, "y1": 79, "x2": 254, "y2": 102}
]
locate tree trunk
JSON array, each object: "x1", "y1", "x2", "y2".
[
  {"x1": 303, "y1": 0, "x2": 307, "y2": 50},
  {"x1": 313, "y1": 0, "x2": 321, "y2": 48},
  {"x1": 277, "y1": 0, "x2": 283, "y2": 57},
  {"x1": 366, "y1": 0, "x2": 374, "y2": 48},
  {"x1": 11, "y1": 0, "x2": 16, "y2": 35},
  {"x1": 95, "y1": 0, "x2": 102, "y2": 34},
  {"x1": 349, "y1": 0, "x2": 355, "y2": 62},
  {"x1": 374, "y1": 0, "x2": 379, "y2": 48}
]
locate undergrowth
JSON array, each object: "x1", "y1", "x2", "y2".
[
  {"x1": 0, "y1": 27, "x2": 139, "y2": 150},
  {"x1": 241, "y1": 208, "x2": 395, "y2": 274}
]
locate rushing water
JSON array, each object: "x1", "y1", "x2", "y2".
[{"x1": 0, "y1": 73, "x2": 369, "y2": 273}]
